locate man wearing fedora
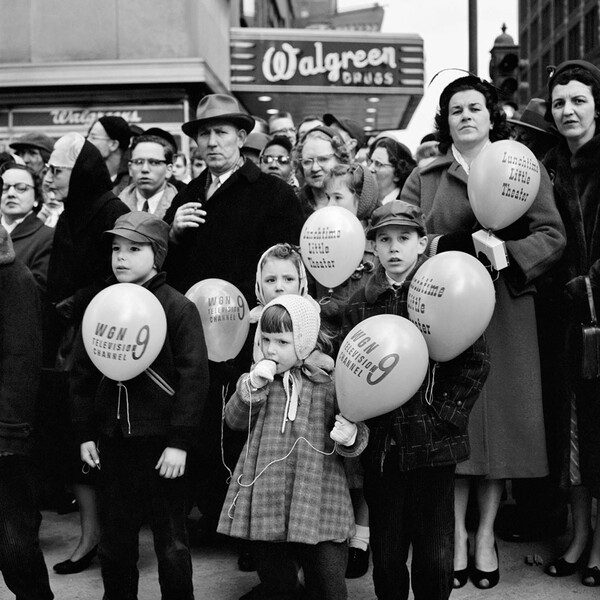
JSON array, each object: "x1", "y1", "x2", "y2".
[
  {"x1": 507, "y1": 98, "x2": 560, "y2": 159},
  {"x1": 164, "y1": 94, "x2": 304, "y2": 554}
]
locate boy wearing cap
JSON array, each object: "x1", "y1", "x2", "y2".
[
  {"x1": 70, "y1": 211, "x2": 209, "y2": 600},
  {"x1": 342, "y1": 200, "x2": 490, "y2": 600}
]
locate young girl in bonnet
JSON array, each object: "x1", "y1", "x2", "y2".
[{"x1": 218, "y1": 294, "x2": 367, "y2": 600}]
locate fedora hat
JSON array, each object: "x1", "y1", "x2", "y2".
[
  {"x1": 507, "y1": 98, "x2": 558, "y2": 137},
  {"x1": 182, "y1": 94, "x2": 255, "y2": 139}
]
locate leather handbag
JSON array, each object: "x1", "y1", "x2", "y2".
[{"x1": 580, "y1": 276, "x2": 600, "y2": 379}]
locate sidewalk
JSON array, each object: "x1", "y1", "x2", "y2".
[{"x1": 17, "y1": 509, "x2": 598, "y2": 599}]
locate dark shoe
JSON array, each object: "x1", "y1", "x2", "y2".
[
  {"x1": 545, "y1": 537, "x2": 592, "y2": 578},
  {"x1": 53, "y1": 545, "x2": 97, "y2": 575},
  {"x1": 453, "y1": 539, "x2": 470, "y2": 589},
  {"x1": 345, "y1": 547, "x2": 369, "y2": 578},
  {"x1": 237, "y1": 550, "x2": 256, "y2": 572},
  {"x1": 472, "y1": 543, "x2": 499, "y2": 590},
  {"x1": 582, "y1": 566, "x2": 600, "y2": 586}
]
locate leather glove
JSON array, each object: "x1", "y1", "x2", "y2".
[
  {"x1": 436, "y1": 231, "x2": 476, "y2": 256},
  {"x1": 249, "y1": 360, "x2": 277, "y2": 389},
  {"x1": 330, "y1": 414, "x2": 358, "y2": 446}
]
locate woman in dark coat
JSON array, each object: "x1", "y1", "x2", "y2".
[
  {"x1": 542, "y1": 60, "x2": 600, "y2": 587},
  {"x1": 401, "y1": 75, "x2": 566, "y2": 589},
  {"x1": 45, "y1": 132, "x2": 129, "y2": 575},
  {"x1": 0, "y1": 163, "x2": 54, "y2": 295}
]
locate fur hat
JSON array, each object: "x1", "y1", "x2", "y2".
[
  {"x1": 49, "y1": 132, "x2": 85, "y2": 169},
  {"x1": 263, "y1": 294, "x2": 320, "y2": 360}
]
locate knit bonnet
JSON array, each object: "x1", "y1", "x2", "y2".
[
  {"x1": 263, "y1": 294, "x2": 320, "y2": 360},
  {"x1": 355, "y1": 163, "x2": 379, "y2": 220}
]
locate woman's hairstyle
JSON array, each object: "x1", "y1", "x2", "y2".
[
  {"x1": 434, "y1": 75, "x2": 511, "y2": 153},
  {"x1": 260, "y1": 304, "x2": 334, "y2": 356},
  {"x1": 368, "y1": 137, "x2": 417, "y2": 191},
  {"x1": 0, "y1": 162, "x2": 43, "y2": 212},
  {"x1": 255, "y1": 243, "x2": 308, "y2": 305},
  {"x1": 545, "y1": 66, "x2": 600, "y2": 124},
  {"x1": 293, "y1": 127, "x2": 351, "y2": 175},
  {"x1": 173, "y1": 152, "x2": 188, "y2": 166}
]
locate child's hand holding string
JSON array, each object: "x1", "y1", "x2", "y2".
[
  {"x1": 249, "y1": 360, "x2": 277, "y2": 389},
  {"x1": 330, "y1": 414, "x2": 358, "y2": 446},
  {"x1": 80, "y1": 441, "x2": 100, "y2": 469}
]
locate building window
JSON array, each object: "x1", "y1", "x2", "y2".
[
  {"x1": 532, "y1": 17, "x2": 539, "y2": 49},
  {"x1": 569, "y1": 23, "x2": 581, "y2": 57},
  {"x1": 542, "y1": 4, "x2": 551, "y2": 39},
  {"x1": 554, "y1": 36, "x2": 565, "y2": 64},
  {"x1": 522, "y1": 30, "x2": 530, "y2": 57},
  {"x1": 584, "y1": 7, "x2": 598, "y2": 52},
  {"x1": 531, "y1": 61, "x2": 540, "y2": 93},
  {"x1": 568, "y1": 0, "x2": 580, "y2": 14},
  {"x1": 521, "y1": 0, "x2": 529, "y2": 19},
  {"x1": 554, "y1": 0, "x2": 563, "y2": 27}
]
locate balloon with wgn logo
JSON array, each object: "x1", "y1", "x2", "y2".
[
  {"x1": 82, "y1": 283, "x2": 167, "y2": 381},
  {"x1": 407, "y1": 251, "x2": 495, "y2": 362},
  {"x1": 300, "y1": 206, "x2": 366, "y2": 289},
  {"x1": 468, "y1": 139, "x2": 541, "y2": 231},
  {"x1": 186, "y1": 278, "x2": 250, "y2": 362},
  {"x1": 335, "y1": 314, "x2": 429, "y2": 422}
]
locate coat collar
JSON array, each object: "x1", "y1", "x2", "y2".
[
  {"x1": 418, "y1": 148, "x2": 469, "y2": 185},
  {"x1": 8, "y1": 212, "x2": 46, "y2": 241},
  {"x1": 363, "y1": 255, "x2": 427, "y2": 304}
]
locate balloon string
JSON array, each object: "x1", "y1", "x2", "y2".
[
  {"x1": 116, "y1": 382, "x2": 131, "y2": 434},
  {"x1": 219, "y1": 382, "x2": 234, "y2": 484},
  {"x1": 425, "y1": 362, "x2": 438, "y2": 406},
  {"x1": 227, "y1": 436, "x2": 336, "y2": 520}
]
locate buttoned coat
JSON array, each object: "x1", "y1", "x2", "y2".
[
  {"x1": 401, "y1": 149, "x2": 566, "y2": 477},
  {"x1": 217, "y1": 365, "x2": 368, "y2": 544}
]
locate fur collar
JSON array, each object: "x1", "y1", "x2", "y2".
[{"x1": 0, "y1": 226, "x2": 15, "y2": 265}]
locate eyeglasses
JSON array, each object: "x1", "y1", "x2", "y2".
[
  {"x1": 271, "y1": 127, "x2": 296, "y2": 136},
  {"x1": 87, "y1": 134, "x2": 111, "y2": 142},
  {"x1": 129, "y1": 158, "x2": 169, "y2": 168},
  {"x1": 260, "y1": 155, "x2": 291, "y2": 166},
  {"x1": 367, "y1": 158, "x2": 393, "y2": 170},
  {"x1": 46, "y1": 164, "x2": 73, "y2": 176},
  {"x1": 2, "y1": 182, "x2": 34, "y2": 194},
  {"x1": 301, "y1": 154, "x2": 335, "y2": 169}
]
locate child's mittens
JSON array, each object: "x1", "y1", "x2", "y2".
[
  {"x1": 330, "y1": 414, "x2": 358, "y2": 446},
  {"x1": 249, "y1": 359, "x2": 277, "y2": 389}
]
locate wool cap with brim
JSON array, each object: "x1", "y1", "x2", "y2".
[
  {"x1": 10, "y1": 132, "x2": 55, "y2": 156},
  {"x1": 182, "y1": 94, "x2": 255, "y2": 139},
  {"x1": 244, "y1": 131, "x2": 270, "y2": 153},
  {"x1": 366, "y1": 200, "x2": 426, "y2": 239},
  {"x1": 104, "y1": 211, "x2": 170, "y2": 269},
  {"x1": 323, "y1": 113, "x2": 367, "y2": 148},
  {"x1": 262, "y1": 294, "x2": 320, "y2": 361},
  {"x1": 507, "y1": 98, "x2": 558, "y2": 136}
]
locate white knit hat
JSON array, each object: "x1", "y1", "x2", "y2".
[
  {"x1": 263, "y1": 294, "x2": 320, "y2": 360},
  {"x1": 49, "y1": 132, "x2": 85, "y2": 168}
]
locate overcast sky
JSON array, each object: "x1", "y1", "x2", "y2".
[{"x1": 337, "y1": 0, "x2": 519, "y2": 151}]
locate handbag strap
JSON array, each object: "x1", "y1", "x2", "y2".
[{"x1": 585, "y1": 276, "x2": 598, "y2": 325}]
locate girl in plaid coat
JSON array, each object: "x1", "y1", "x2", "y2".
[{"x1": 218, "y1": 295, "x2": 368, "y2": 600}]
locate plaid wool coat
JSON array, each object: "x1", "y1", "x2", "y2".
[{"x1": 217, "y1": 359, "x2": 368, "y2": 544}]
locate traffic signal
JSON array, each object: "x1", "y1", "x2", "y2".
[{"x1": 489, "y1": 25, "x2": 520, "y2": 105}]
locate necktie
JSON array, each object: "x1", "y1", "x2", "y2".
[
  {"x1": 141, "y1": 200, "x2": 149, "y2": 212},
  {"x1": 206, "y1": 175, "x2": 221, "y2": 199}
]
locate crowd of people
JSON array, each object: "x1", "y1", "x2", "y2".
[{"x1": 1, "y1": 58, "x2": 600, "y2": 600}]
